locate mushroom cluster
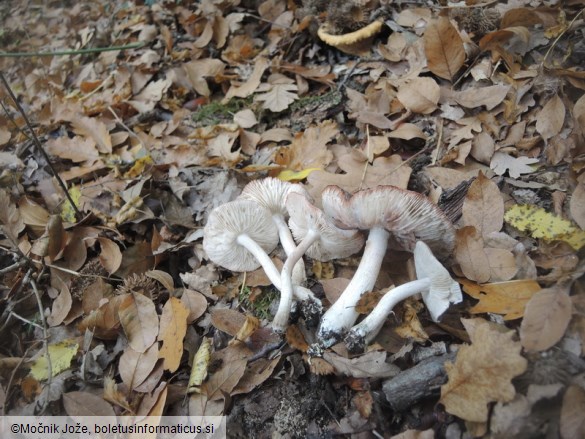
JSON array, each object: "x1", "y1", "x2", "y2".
[{"x1": 202, "y1": 178, "x2": 462, "y2": 352}]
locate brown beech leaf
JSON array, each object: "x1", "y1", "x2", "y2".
[
  {"x1": 461, "y1": 172, "x2": 504, "y2": 237},
  {"x1": 520, "y1": 285, "x2": 572, "y2": 352},
  {"x1": 440, "y1": 318, "x2": 527, "y2": 422},
  {"x1": 424, "y1": 17, "x2": 465, "y2": 81},
  {"x1": 455, "y1": 226, "x2": 490, "y2": 283},
  {"x1": 158, "y1": 297, "x2": 189, "y2": 372},
  {"x1": 397, "y1": 77, "x2": 440, "y2": 114},
  {"x1": 460, "y1": 278, "x2": 541, "y2": 320},
  {"x1": 98, "y1": 237, "x2": 122, "y2": 275},
  {"x1": 63, "y1": 391, "x2": 115, "y2": 417},
  {"x1": 118, "y1": 292, "x2": 159, "y2": 353},
  {"x1": 119, "y1": 343, "x2": 159, "y2": 390},
  {"x1": 561, "y1": 385, "x2": 585, "y2": 439},
  {"x1": 536, "y1": 95, "x2": 565, "y2": 141}
]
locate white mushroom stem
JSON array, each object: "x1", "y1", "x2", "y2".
[
  {"x1": 345, "y1": 278, "x2": 431, "y2": 349},
  {"x1": 236, "y1": 234, "x2": 317, "y2": 302},
  {"x1": 273, "y1": 229, "x2": 320, "y2": 332},
  {"x1": 272, "y1": 214, "x2": 306, "y2": 285},
  {"x1": 317, "y1": 226, "x2": 390, "y2": 347}
]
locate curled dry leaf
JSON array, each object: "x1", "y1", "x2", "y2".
[
  {"x1": 423, "y1": 17, "x2": 465, "y2": 82},
  {"x1": 520, "y1": 285, "x2": 572, "y2": 352},
  {"x1": 118, "y1": 292, "x2": 159, "y2": 353},
  {"x1": 97, "y1": 237, "x2": 122, "y2": 275},
  {"x1": 181, "y1": 289, "x2": 208, "y2": 324},
  {"x1": 440, "y1": 318, "x2": 527, "y2": 422}
]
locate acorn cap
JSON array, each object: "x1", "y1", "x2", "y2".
[
  {"x1": 414, "y1": 240, "x2": 462, "y2": 321},
  {"x1": 203, "y1": 199, "x2": 279, "y2": 272},
  {"x1": 287, "y1": 192, "x2": 364, "y2": 261},
  {"x1": 322, "y1": 185, "x2": 455, "y2": 260}
]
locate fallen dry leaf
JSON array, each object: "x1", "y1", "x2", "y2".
[
  {"x1": 536, "y1": 95, "x2": 566, "y2": 141},
  {"x1": 520, "y1": 285, "x2": 572, "y2": 352},
  {"x1": 118, "y1": 292, "x2": 159, "y2": 353},
  {"x1": 441, "y1": 318, "x2": 527, "y2": 422},
  {"x1": 204, "y1": 343, "x2": 249, "y2": 400},
  {"x1": 460, "y1": 278, "x2": 541, "y2": 320},
  {"x1": 461, "y1": 172, "x2": 504, "y2": 237},
  {"x1": 455, "y1": 226, "x2": 490, "y2": 283},
  {"x1": 119, "y1": 344, "x2": 159, "y2": 390},
  {"x1": 397, "y1": 77, "x2": 440, "y2": 114},
  {"x1": 424, "y1": 17, "x2": 465, "y2": 81},
  {"x1": 491, "y1": 151, "x2": 539, "y2": 178},
  {"x1": 158, "y1": 297, "x2": 189, "y2": 372},
  {"x1": 560, "y1": 385, "x2": 585, "y2": 439},
  {"x1": 323, "y1": 351, "x2": 400, "y2": 379},
  {"x1": 63, "y1": 391, "x2": 115, "y2": 417}
]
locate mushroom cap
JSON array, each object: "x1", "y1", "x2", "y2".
[
  {"x1": 414, "y1": 240, "x2": 462, "y2": 321},
  {"x1": 322, "y1": 185, "x2": 456, "y2": 260},
  {"x1": 239, "y1": 177, "x2": 310, "y2": 218},
  {"x1": 287, "y1": 192, "x2": 364, "y2": 261},
  {"x1": 203, "y1": 199, "x2": 279, "y2": 272}
]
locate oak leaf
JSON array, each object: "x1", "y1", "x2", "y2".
[
  {"x1": 460, "y1": 278, "x2": 541, "y2": 320},
  {"x1": 440, "y1": 318, "x2": 527, "y2": 422},
  {"x1": 256, "y1": 83, "x2": 298, "y2": 112}
]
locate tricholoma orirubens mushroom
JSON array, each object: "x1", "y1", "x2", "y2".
[{"x1": 202, "y1": 178, "x2": 462, "y2": 352}]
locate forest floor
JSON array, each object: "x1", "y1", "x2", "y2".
[{"x1": 1, "y1": 0, "x2": 585, "y2": 437}]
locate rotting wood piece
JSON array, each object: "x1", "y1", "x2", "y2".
[{"x1": 382, "y1": 352, "x2": 457, "y2": 412}]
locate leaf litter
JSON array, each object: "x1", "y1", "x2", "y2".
[{"x1": 1, "y1": 0, "x2": 585, "y2": 437}]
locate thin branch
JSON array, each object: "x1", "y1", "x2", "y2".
[
  {"x1": 0, "y1": 42, "x2": 144, "y2": 58},
  {"x1": 29, "y1": 274, "x2": 52, "y2": 415},
  {"x1": 0, "y1": 72, "x2": 83, "y2": 221}
]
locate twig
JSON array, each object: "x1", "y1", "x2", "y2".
[
  {"x1": 2, "y1": 342, "x2": 39, "y2": 416},
  {"x1": 0, "y1": 72, "x2": 82, "y2": 221},
  {"x1": 29, "y1": 274, "x2": 52, "y2": 415},
  {"x1": 107, "y1": 106, "x2": 143, "y2": 148},
  {"x1": 8, "y1": 311, "x2": 44, "y2": 330},
  {"x1": 0, "y1": 259, "x2": 28, "y2": 275},
  {"x1": 541, "y1": 8, "x2": 584, "y2": 69},
  {"x1": 0, "y1": 42, "x2": 144, "y2": 58}
]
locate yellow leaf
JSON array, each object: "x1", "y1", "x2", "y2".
[
  {"x1": 277, "y1": 167, "x2": 321, "y2": 182},
  {"x1": 60, "y1": 185, "x2": 81, "y2": 223},
  {"x1": 504, "y1": 204, "x2": 585, "y2": 250},
  {"x1": 29, "y1": 339, "x2": 79, "y2": 381},
  {"x1": 187, "y1": 338, "x2": 212, "y2": 394},
  {"x1": 123, "y1": 155, "x2": 153, "y2": 179}
]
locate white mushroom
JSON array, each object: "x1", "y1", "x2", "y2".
[
  {"x1": 272, "y1": 192, "x2": 364, "y2": 332},
  {"x1": 203, "y1": 199, "x2": 315, "y2": 303},
  {"x1": 239, "y1": 177, "x2": 309, "y2": 286},
  {"x1": 315, "y1": 185, "x2": 456, "y2": 349},
  {"x1": 344, "y1": 241, "x2": 462, "y2": 353}
]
